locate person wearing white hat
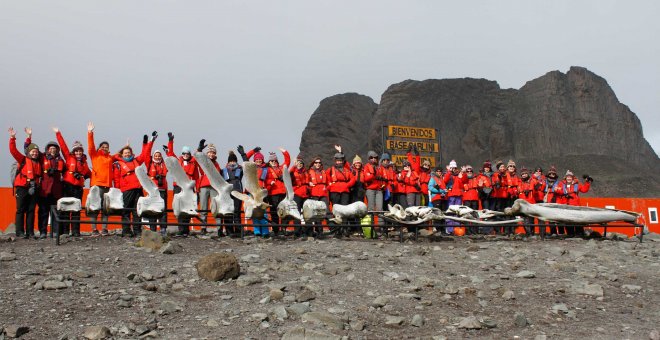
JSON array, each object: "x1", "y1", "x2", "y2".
[
  {"x1": 553, "y1": 170, "x2": 592, "y2": 237},
  {"x1": 442, "y1": 160, "x2": 466, "y2": 234}
]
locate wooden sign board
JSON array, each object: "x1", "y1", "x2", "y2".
[
  {"x1": 387, "y1": 125, "x2": 436, "y2": 140},
  {"x1": 386, "y1": 140, "x2": 439, "y2": 153},
  {"x1": 391, "y1": 155, "x2": 436, "y2": 167}
]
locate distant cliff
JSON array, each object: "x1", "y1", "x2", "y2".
[{"x1": 299, "y1": 67, "x2": 660, "y2": 197}]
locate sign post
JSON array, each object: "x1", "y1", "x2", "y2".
[{"x1": 382, "y1": 124, "x2": 441, "y2": 168}]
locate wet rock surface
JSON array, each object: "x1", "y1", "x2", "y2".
[{"x1": 0, "y1": 234, "x2": 658, "y2": 338}]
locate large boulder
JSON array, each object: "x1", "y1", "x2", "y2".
[{"x1": 195, "y1": 252, "x2": 240, "y2": 281}]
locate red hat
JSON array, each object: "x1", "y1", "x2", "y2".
[{"x1": 253, "y1": 152, "x2": 264, "y2": 161}]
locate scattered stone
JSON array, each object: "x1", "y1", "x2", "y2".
[
  {"x1": 535, "y1": 335, "x2": 548, "y2": 340},
  {"x1": 622, "y1": 284, "x2": 642, "y2": 293},
  {"x1": 515, "y1": 270, "x2": 536, "y2": 278},
  {"x1": 142, "y1": 283, "x2": 157, "y2": 292},
  {"x1": 411, "y1": 314, "x2": 424, "y2": 327},
  {"x1": 0, "y1": 251, "x2": 16, "y2": 261},
  {"x1": 480, "y1": 317, "x2": 497, "y2": 328},
  {"x1": 287, "y1": 303, "x2": 311, "y2": 316},
  {"x1": 552, "y1": 303, "x2": 569, "y2": 314},
  {"x1": 501, "y1": 290, "x2": 515, "y2": 300},
  {"x1": 140, "y1": 272, "x2": 154, "y2": 281},
  {"x1": 4, "y1": 325, "x2": 29, "y2": 338},
  {"x1": 137, "y1": 229, "x2": 164, "y2": 251},
  {"x1": 514, "y1": 312, "x2": 528, "y2": 327},
  {"x1": 371, "y1": 295, "x2": 391, "y2": 307},
  {"x1": 252, "y1": 313, "x2": 268, "y2": 321},
  {"x1": 350, "y1": 320, "x2": 365, "y2": 331},
  {"x1": 281, "y1": 326, "x2": 341, "y2": 340},
  {"x1": 236, "y1": 275, "x2": 262, "y2": 287},
  {"x1": 466, "y1": 245, "x2": 480, "y2": 252},
  {"x1": 207, "y1": 319, "x2": 219, "y2": 327},
  {"x1": 172, "y1": 283, "x2": 185, "y2": 291},
  {"x1": 195, "y1": 253, "x2": 240, "y2": 281},
  {"x1": 43, "y1": 280, "x2": 68, "y2": 290},
  {"x1": 385, "y1": 315, "x2": 405, "y2": 327},
  {"x1": 649, "y1": 329, "x2": 659, "y2": 340},
  {"x1": 82, "y1": 326, "x2": 111, "y2": 340},
  {"x1": 301, "y1": 312, "x2": 345, "y2": 330},
  {"x1": 240, "y1": 254, "x2": 260, "y2": 263},
  {"x1": 160, "y1": 300, "x2": 181, "y2": 314},
  {"x1": 458, "y1": 316, "x2": 482, "y2": 329},
  {"x1": 573, "y1": 283, "x2": 604, "y2": 297},
  {"x1": 117, "y1": 300, "x2": 132, "y2": 308},
  {"x1": 159, "y1": 241, "x2": 181, "y2": 254},
  {"x1": 295, "y1": 288, "x2": 316, "y2": 302},
  {"x1": 270, "y1": 289, "x2": 284, "y2": 301},
  {"x1": 73, "y1": 270, "x2": 92, "y2": 278}
]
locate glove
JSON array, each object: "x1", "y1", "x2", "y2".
[
  {"x1": 434, "y1": 184, "x2": 440, "y2": 190},
  {"x1": 414, "y1": 184, "x2": 421, "y2": 191},
  {"x1": 142, "y1": 134, "x2": 148, "y2": 144},
  {"x1": 168, "y1": 132, "x2": 174, "y2": 141},
  {"x1": 47, "y1": 168, "x2": 56, "y2": 176},
  {"x1": 197, "y1": 139, "x2": 207, "y2": 152},
  {"x1": 253, "y1": 146, "x2": 261, "y2": 153},
  {"x1": 534, "y1": 183, "x2": 542, "y2": 190},
  {"x1": 162, "y1": 145, "x2": 169, "y2": 153},
  {"x1": 237, "y1": 145, "x2": 245, "y2": 155},
  {"x1": 583, "y1": 174, "x2": 594, "y2": 183},
  {"x1": 406, "y1": 145, "x2": 412, "y2": 153},
  {"x1": 151, "y1": 131, "x2": 158, "y2": 142},
  {"x1": 412, "y1": 144, "x2": 419, "y2": 155},
  {"x1": 73, "y1": 172, "x2": 82, "y2": 180}
]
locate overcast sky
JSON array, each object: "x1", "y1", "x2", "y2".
[{"x1": 1, "y1": 1, "x2": 658, "y2": 186}]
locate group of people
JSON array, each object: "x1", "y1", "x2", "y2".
[{"x1": 8, "y1": 125, "x2": 593, "y2": 240}]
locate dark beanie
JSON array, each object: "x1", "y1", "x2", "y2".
[{"x1": 228, "y1": 150, "x2": 238, "y2": 163}]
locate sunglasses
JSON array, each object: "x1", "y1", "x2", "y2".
[
  {"x1": 369, "y1": 156, "x2": 378, "y2": 159},
  {"x1": 182, "y1": 152, "x2": 191, "y2": 155},
  {"x1": 466, "y1": 170, "x2": 473, "y2": 172},
  {"x1": 314, "y1": 161, "x2": 321, "y2": 164}
]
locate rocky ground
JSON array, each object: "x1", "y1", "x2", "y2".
[{"x1": 1, "y1": 230, "x2": 659, "y2": 340}]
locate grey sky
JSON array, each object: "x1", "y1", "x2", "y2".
[{"x1": 2, "y1": 1, "x2": 658, "y2": 187}]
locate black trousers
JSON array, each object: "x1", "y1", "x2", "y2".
[
  {"x1": 307, "y1": 196, "x2": 328, "y2": 236},
  {"x1": 293, "y1": 195, "x2": 307, "y2": 236},
  {"x1": 37, "y1": 194, "x2": 58, "y2": 235},
  {"x1": 463, "y1": 200, "x2": 480, "y2": 234},
  {"x1": 121, "y1": 188, "x2": 142, "y2": 236},
  {"x1": 148, "y1": 190, "x2": 168, "y2": 232},
  {"x1": 221, "y1": 197, "x2": 243, "y2": 235},
  {"x1": 268, "y1": 194, "x2": 285, "y2": 235},
  {"x1": 61, "y1": 183, "x2": 84, "y2": 235},
  {"x1": 15, "y1": 186, "x2": 37, "y2": 236}
]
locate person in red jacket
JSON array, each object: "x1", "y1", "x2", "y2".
[
  {"x1": 87, "y1": 122, "x2": 115, "y2": 235},
  {"x1": 307, "y1": 156, "x2": 328, "y2": 237},
  {"x1": 543, "y1": 166, "x2": 561, "y2": 235},
  {"x1": 328, "y1": 150, "x2": 355, "y2": 207},
  {"x1": 531, "y1": 167, "x2": 546, "y2": 204},
  {"x1": 406, "y1": 145, "x2": 431, "y2": 206},
  {"x1": 554, "y1": 170, "x2": 592, "y2": 237},
  {"x1": 9, "y1": 127, "x2": 42, "y2": 239},
  {"x1": 55, "y1": 128, "x2": 91, "y2": 237},
  {"x1": 166, "y1": 133, "x2": 200, "y2": 237},
  {"x1": 197, "y1": 141, "x2": 220, "y2": 235},
  {"x1": 443, "y1": 160, "x2": 466, "y2": 234},
  {"x1": 25, "y1": 128, "x2": 65, "y2": 239},
  {"x1": 461, "y1": 165, "x2": 480, "y2": 235},
  {"x1": 363, "y1": 151, "x2": 385, "y2": 215},
  {"x1": 145, "y1": 148, "x2": 168, "y2": 235},
  {"x1": 290, "y1": 155, "x2": 309, "y2": 237},
  {"x1": 502, "y1": 160, "x2": 521, "y2": 234},
  {"x1": 114, "y1": 132, "x2": 155, "y2": 237},
  {"x1": 401, "y1": 161, "x2": 421, "y2": 207},
  {"x1": 350, "y1": 155, "x2": 366, "y2": 204},
  {"x1": 265, "y1": 148, "x2": 291, "y2": 236},
  {"x1": 517, "y1": 167, "x2": 536, "y2": 235}
]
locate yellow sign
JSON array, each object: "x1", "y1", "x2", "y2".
[
  {"x1": 391, "y1": 155, "x2": 436, "y2": 167},
  {"x1": 387, "y1": 125, "x2": 436, "y2": 139},
  {"x1": 386, "y1": 140, "x2": 439, "y2": 153}
]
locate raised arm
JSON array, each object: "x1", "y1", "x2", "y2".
[
  {"x1": 54, "y1": 127, "x2": 71, "y2": 158},
  {"x1": 8, "y1": 127, "x2": 26, "y2": 163}
]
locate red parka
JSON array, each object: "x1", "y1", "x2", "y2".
[
  {"x1": 56, "y1": 132, "x2": 91, "y2": 188},
  {"x1": 265, "y1": 151, "x2": 291, "y2": 196},
  {"x1": 113, "y1": 142, "x2": 153, "y2": 192},
  {"x1": 328, "y1": 163, "x2": 356, "y2": 194},
  {"x1": 290, "y1": 166, "x2": 310, "y2": 198},
  {"x1": 443, "y1": 172, "x2": 466, "y2": 197},
  {"x1": 10, "y1": 137, "x2": 42, "y2": 188},
  {"x1": 308, "y1": 168, "x2": 328, "y2": 198},
  {"x1": 553, "y1": 180, "x2": 590, "y2": 206}
]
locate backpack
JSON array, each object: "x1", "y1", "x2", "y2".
[{"x1": 10, "y1": 160, "x2": 25, "y2": 193}]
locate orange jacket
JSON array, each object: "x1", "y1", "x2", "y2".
[
  {"x1": 9, "y1": 137, "x2": 42, "y2": 188},
  {"x1": 290, "y1": 166, "x2": 310, "y2": 198},
  {"x1": 401, "y1": 169, "x2": 421, "y2": 194},
  {"x1": 531, "y1": 174, "x2": 546, "y2": 202},
  {"x1": 88, "y1": 131, "x2": 115, "y2": 188},
  {"x1": 113, "y1": 142, "x2": 153, "y2": 192},
  {"x1": 265, "y1": 151, "x2": 291, "y2": 196},
  {"x1": 443, "y1": 172, "x2": 466, "y2": 197},
  {"x1": 198, "y1": 158, "x2": 221, "y2": 189},
  {"x1": 308, "y1": 168, "x2": 328, "y2": 197},
  {"x1": 57, "y1": 132, "x2": 91, "y2": 187},
  {"x1": 328, "y1": 163, "x2": 356, "y2": 193},
  {"x1": 518, "y1": 178, "x2": 536, "y2": 203},
  {"x1": 553, "y1": 180, "x2": 590, "y2": 205},
  {"x1": 462, "y1": 176, "x2": 481, "y2": 201}
]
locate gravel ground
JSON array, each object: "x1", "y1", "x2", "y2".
[{"x1": 1, "y1": 231, "x2": 659, "y2": 339}]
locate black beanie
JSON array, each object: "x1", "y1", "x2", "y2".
[{"x1": 228, "y1": 151, "x2": 238, "y2": 163}]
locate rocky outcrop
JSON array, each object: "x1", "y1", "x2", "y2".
[{"x1": 299, "y1": 67, "x2": 660, "y2": 197}]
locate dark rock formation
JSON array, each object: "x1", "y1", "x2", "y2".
[{"x1": 299, "y1": 67, "x2": 660, "y2": 197}]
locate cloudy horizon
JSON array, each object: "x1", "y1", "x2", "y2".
[{"x1": 1, "y1": 1, "x2": 658, "y2": 186}]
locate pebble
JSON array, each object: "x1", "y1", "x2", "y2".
[
  {"x1": 83, "y1": 326, "x2": 111, "y2": 340},
  {"x1": 160, "y1": 300, "x2": 181, "y2": 314},
  {"x1": 458, "y1": 316, "x2": 482, "y2": 329},
  {"x1": 411, "y1": 314, "x2": 424, "y2": 327},
  {"x1": 295, "y1": 288, "x2": 316, "y2": 302},
  {"x1": 515, "y1": 270, "x2": 536, "y2": 278},
  {"x1": 270, "y1": 289, "x2": 284, "y2": 300},
  {"x1": 4, "y1": 325, "x2": 29, "y2": 338},
  {"x1": 514, "y1": 312, "x2": 528, "y2": 327},
  {"x1": 371, "y1": 295, "x2": 391, "y2": 307},
  {"x1": 502, "y1": 290, "x2": 515, "y2": 300},
  {"x1": 385, "y1": 315, "x2": 405, "y2": 327},
  {"x1": 0, "y1": 251, "x2": 17, "y2": 261}
]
